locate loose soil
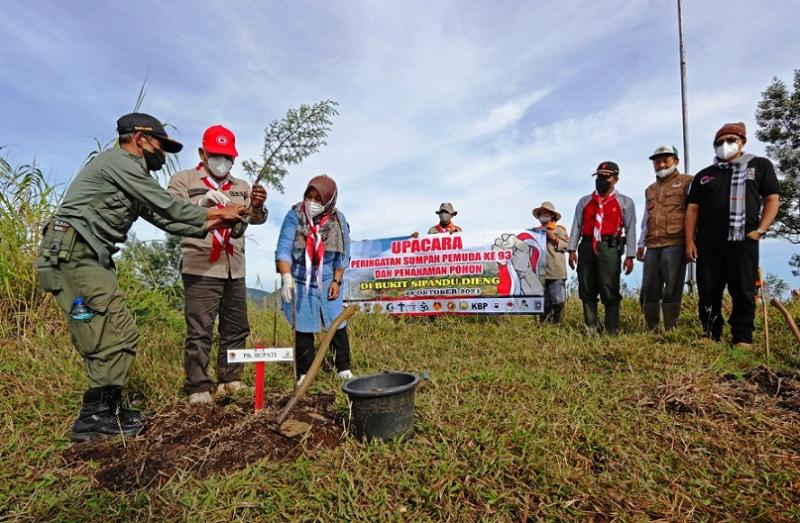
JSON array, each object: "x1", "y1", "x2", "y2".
[
  {"x1": 642, "y1": 365, "x2": 800, "y2": 417},
  {"x1": 62, "y1": 392, "x2": 344, "y2": 491}
]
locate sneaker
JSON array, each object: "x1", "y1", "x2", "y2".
[
  {"x1": 188, "y1": 391, "x2": 212, "y2": 404},
  {"x1": 734, "y1": 342, "x2": 753, "y2": 350},
  {"x1": 337, "y1": 369, "x2": 354, "y2": 380},
  {"x1": 296, "y1": 374, "x2": 306, "y2": 387},
  {"x1": 218, "y1": 381, "x2": 251, "y2": 395}
]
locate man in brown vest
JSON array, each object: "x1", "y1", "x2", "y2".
[{"x1": 636, "y1": 145, "x2": 693, "y2": 331}]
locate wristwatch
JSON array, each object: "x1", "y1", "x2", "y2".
[
  {"x1": 332, "y1": 278, "x2": 342, "y2": 286},
  {"x1": 756, "y1": 227, "x2": 767, "y2": 237}
]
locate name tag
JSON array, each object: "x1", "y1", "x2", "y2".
[
  {"x1": 188, "y1": 188, "x2": 209, "y2": 197},
  {"x1": 746, "y1": 168, "x2": 755, "y2": 181}
]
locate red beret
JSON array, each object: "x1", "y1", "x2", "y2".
[{"x1": 714, "y1": 122, "x2": 746, "y2": 143}]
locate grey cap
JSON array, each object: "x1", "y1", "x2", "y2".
[
  {"x1": 436, "y1": 202, "x2": 457, "y2": 215},
  {"x1": 649, "y1": 145, "x2": 679, "y2": 160}
]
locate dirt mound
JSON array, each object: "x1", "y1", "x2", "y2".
[
  {"x1": 63, "y1": 392, "x2": 344, "y2": 491},
  {"x1": 725, "y1": 365, "x2": 800, "y2": 413},
  {"x1": 641, "y1": 366, "x2": 800, "y2": 416}
]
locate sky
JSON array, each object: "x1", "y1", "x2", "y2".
[{"x1": 1, "y1": 0, "x2": 799, "y2": 291}]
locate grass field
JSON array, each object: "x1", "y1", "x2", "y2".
[
  {"x1": 2, "y1": 153, "x2": 800, "y2": 521},
  {"x1": 3, "y1": 293, "x2": 800, "y2": 522}
]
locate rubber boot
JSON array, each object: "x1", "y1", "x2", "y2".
[
  {"x1": 582, "y1": 301, "x2": 599, "y2": 334},
  {"x1": 549, "y1": 304, "x2": 564, "y2": 323},
  {"x1": 643, "y1": 302, "x2": 661, "y2": 332},
  {"x1": 604, "y1": 302, "x2": 620, "y2": 336},
  {"x1": 70, "y1": 387, "x2": 144, "y2": 442},
  {"x1": 661, "y1": 303, "x2": 681, "y2": 331}
]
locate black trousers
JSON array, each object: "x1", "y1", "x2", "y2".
[
  {"x1": 182, "y1": 274, "x2": 248, "y2": 394},
  {"x1": 696, "y1": 240, "x2": 758, "y2": 343},
  {"x1": 295, "y1": 327, "x2": 351, "y2": 378}
]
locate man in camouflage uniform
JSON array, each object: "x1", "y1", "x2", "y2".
[{"x1": 35, "y1": 113, "x2": 244, "y2": 441}]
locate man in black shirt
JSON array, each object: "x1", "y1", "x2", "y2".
[{"x1": 684, "y1": 122, "x2": 780, "y2": 347}]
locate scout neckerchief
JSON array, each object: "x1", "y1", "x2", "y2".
[
  {"x1": 303, "y1": 202, "x2": 330, "y2": 289},
  {"x1": 199, "y1": 166, "x2": 234, "y2": 262},
  {"x1": 714, "y1": 153, "x2": 754, "y2": 241},
  {"x1": 435, "y1": 222, "x2": 459, "y2": 233},
  {"x1": 590, "y1": 189, "x2": 618, "y2": 254}
]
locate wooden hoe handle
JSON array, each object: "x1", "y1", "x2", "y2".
[
  {"x1": 770, "y1": 297, "x2": 800, "y2": 345},
  {"x1": 276, "y1": 304, "x2": 359, "y2": 425}
]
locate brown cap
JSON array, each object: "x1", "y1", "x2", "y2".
[
  {"x1": 714, "y1": 122, "x2": 746, "y2": 143},
  {"x1": 592, "y1": 161, "x2": 620, "y2": 176}
]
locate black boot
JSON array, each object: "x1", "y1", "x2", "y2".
[
  {"x1": 70, "y1": 387, "x2": 144, "y2": 442},
  {"x1": 643, "y1": 302, "x2": 661, "y2": 332},
  {"x1": 549, "y1": 304, "x2": 564, "y2": 323},
  {"x1": 582, "y1": 301, "x2": 599, "y2": 334},
  {"x1": 605, "y1": 302, "x2": 620, "y2": 336},
  {"x1": 661, "y1": 303, "x2": 681, "y2": 331}
]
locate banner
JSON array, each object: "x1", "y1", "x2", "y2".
[{"x1": 344, "y1": 230, "x2": 547, "y2": 315}]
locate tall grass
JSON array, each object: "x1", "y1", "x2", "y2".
[{"x1": 0, "y1": 147, "x2": 62, "y2": 339}]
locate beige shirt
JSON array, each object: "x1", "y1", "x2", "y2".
[
  {"x1": 533, "y1": 224, "x2": 569, "y2": 280},
  {"x1": 167, "y1": 166, "x2": 267, "y2": 279}
]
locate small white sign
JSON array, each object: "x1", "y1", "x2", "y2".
[{"x1": 227, "y1": 347, "x2": 294, "y2": 363}]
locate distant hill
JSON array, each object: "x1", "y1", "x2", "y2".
[{"x1": 247, "y1": 287, "x2": 279, "y2": 308}]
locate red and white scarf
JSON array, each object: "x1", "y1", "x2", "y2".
[
  {"x1": 200, "y1": 171, "x2": 234, "y2": 262},
  {"x1": 591, "y1": 189, "x2": 618, "y2": 254},
  {"x1": 303, "y1": 203, "x2": 330, "y2": 289}
]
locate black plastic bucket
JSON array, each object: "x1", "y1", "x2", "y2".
[{"x1": 341, "y1": 372, "x2": 420, "y2": 442}]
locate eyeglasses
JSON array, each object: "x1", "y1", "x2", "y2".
[{"x1": 714, "y1": 137, "x2": 739, "y2": 147}]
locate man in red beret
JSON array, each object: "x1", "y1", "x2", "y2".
[
  {"x1": 168, "y1": 125, "x2": 268, "y2": 403},
  {"x1": 684, "y1": 122, "x2": 780, "y2": 348}
]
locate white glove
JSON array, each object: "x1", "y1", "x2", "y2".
[
  {"x1": 198, "y1": 190, "x2": 230, "y2": 208},
  {"x1": 281, "y1": 273, "x2": 295, "y2": 303}
]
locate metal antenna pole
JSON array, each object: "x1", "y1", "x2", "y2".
[
  {"x1": 678, "y1": 0, "x2": 696, "y2": 294},
  {"x1": 678, "y1": 0, "x2": 690, "y2": 176}
]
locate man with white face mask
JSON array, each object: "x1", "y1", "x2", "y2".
[
  {"x1": 637, "y1": 146, "x2": 693, "y2": 331},
  {"x1": 428, "y1": 202, "x2": 463, "y2": 234},
  {"x1": 685, "y1": 122, "x2": 780, "y2": 348},
  {"x1": 532, "y1": 201, "x2": 569, "y2": 322},
  {"x1": 168, "y1": 125, "x2": 268, "y2": 403}
]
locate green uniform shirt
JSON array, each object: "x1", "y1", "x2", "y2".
[{"x1": 56, "y1": 147, "x2": 208, "y2": 267}]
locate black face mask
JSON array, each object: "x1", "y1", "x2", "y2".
[
  {"x1": 595, "y1": 177, "x2": 611, "y2": 194},
  {"x1": 142, "y1": 147, "x2": 166, "y2": 172}
]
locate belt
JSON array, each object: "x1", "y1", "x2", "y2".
[{"x1": 581, "y1": 235, "x2": 620, "y2": 241}]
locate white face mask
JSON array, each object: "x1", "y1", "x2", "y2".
[
  {"x1": 655, "y1": 165, "x2": 677, "y2": 179},
  {"x1": 305, "y1": 199, "x2": 325, "y2": 218},
  {"x1": 716, "y1": 141, "x2": 740, "y2": 161},
  {"x1": 537, "y1": 214, "x2": 551, "y2": 225},
  {"x1": 207, "y1": 156, "x2": 233, "y2": 178}
]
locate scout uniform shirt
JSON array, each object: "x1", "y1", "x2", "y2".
[
  {"x1": 56, "y1": 147, "x2": 209, "y2": 268},
  {"x1": 535, "y1": 223, "x2": 569, "y2": 280},
  {"x1": 427, "y1": 222, "x2": 462, "y2": 234},
  {"x1": 168, "y1": 166, "x2": 267, "y2": 279}
]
